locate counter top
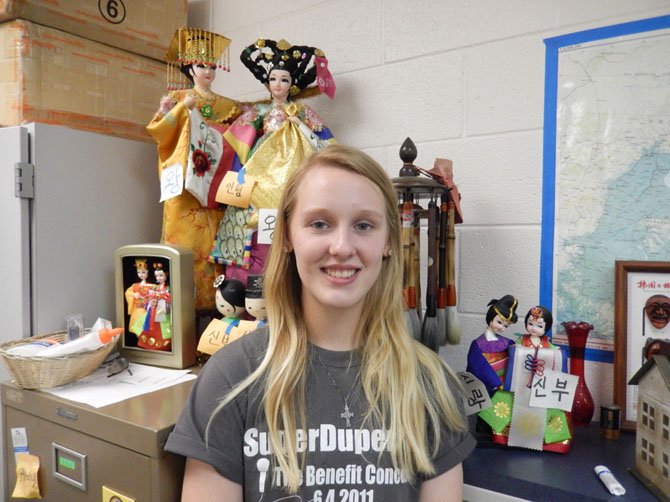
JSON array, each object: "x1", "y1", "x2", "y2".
[{"x1": 463, "y1": 425, "x2": 657, "y2": 501}]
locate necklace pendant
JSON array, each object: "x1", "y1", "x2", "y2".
[{"x1": 341, "y1": 403, "x2": 354, "y2": 428}]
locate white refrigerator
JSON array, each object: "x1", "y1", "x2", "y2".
[{"x1": 0, "y1": 122, "x2": 163, "y2": 353}]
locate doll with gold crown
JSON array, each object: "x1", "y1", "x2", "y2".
[
  {"x1": 124, "y1": 258, "x2": 153, "y2": 337},
  {"x1": 208, "y1": 38, "x2": 336, "y2": 284},
  {"x1": 146, "y1": 28, "x2": 241, "y2": 313}
]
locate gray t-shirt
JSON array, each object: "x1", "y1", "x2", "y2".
[{"x1": 166, "y1": 328, "x2": 475, "y2": 501}]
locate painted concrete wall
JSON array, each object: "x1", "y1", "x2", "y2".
[{"x1": 186, "y1": 0, "x2": 670, "y2": 418}]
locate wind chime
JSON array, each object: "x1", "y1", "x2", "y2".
[{"x1": 391, "y1": 138, "x2": 462, "y2": 352}]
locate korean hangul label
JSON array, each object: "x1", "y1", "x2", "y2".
[
  {"x1": 528, "y1": 369, "x2": 578, "y2": 411},
  {"x1": 215, "y1": 171, "x2": 256, "y2": 208},
  {"x1": 257, "y1": 208, "x2": 278, "y2": 244},
  {"x1": 457, "y1": 371, "x2": 492, "y2": 415},
  {"x1": 197, "y1": 319, "x2": 259, "y2": 356},
  {"x1": 159, "y1": 163, "x2": 184, "y2": 202}
]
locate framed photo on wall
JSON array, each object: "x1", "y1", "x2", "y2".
[
  {"x1": 614, "y1": 260, "x2": 670, "y2": 430},
  {"x1": 114, "y1": 244, "x2": 196, "y2": 369}
]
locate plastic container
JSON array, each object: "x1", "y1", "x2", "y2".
[
  {"x1": 36, "y1": 328, "x2": 123, "y2": 358},
  {"x1": 5, "y1": 339, "x2": 59, "y2": 356}
]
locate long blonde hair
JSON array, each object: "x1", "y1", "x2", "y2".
[{"x1": 207, "y1": 144, "x2": 466, "y2": 492}]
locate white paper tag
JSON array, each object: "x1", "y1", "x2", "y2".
[
  {"x1": 159, "y1": 163, "x2": 184, "y2": 202},
  {"x1": 458, "y1": 371, "x2": 492, "y2": 415},
  {"x1": 11, "y1": 427, "x2": 28, "y2": 460},
  {"x1": 528, "y1": 369, "x2": 578, "y2": 411},
  {"x1": 257, "y1": 208, "x2": 278, "y2": 245}
]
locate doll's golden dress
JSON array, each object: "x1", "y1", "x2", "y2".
[
  {"x1": 209, "y1": 100, "x2": 334, "y2": 273},
  {"x1": 125, "y1": 281, "x2": 152, "y2": 336},
  {"x1": 146, "y1": 90, "x2": 240, "y2": 311}
]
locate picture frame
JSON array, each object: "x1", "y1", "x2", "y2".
[
  {"x1": 114, "y1": 244, "x2": 196, "y2": 369},
  {"x1": 614, "y1": 260, "x2": 670, "y2": 430}
]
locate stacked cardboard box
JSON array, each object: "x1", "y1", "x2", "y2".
[
  {"x1": 0, "y1": 0, "x2": 186, "y2": 61},
  {"x1": 0, "y1": 20, "x2": 169, "y2": 141},
  {"x1": 0, "y1": 0, "x2": 186, "y2": 141}
]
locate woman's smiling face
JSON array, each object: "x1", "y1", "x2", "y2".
[{"x1": 287, "y1": 165, "x2": 389, "y2": 319}]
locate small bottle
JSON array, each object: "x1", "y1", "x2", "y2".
[
  {"x1": 36, "y1": 328, "x2": 123, "y2": 358},
  {"x1": 594, "y1": 465, "x2": 625, "y2": 496}
]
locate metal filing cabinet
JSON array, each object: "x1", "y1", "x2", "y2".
[{"x1": 1, "y1": 378, "x2": 195, "y2": 501}]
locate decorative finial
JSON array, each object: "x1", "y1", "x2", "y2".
[{"x1": 398, "y1": 137, "x2": 419, "y2": 177}]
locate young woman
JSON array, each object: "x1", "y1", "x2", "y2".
[{"x1": 166, "y1": 144, "x2": 475, "y2": 501}]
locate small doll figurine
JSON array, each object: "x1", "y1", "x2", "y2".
[
  {"x1": 245, "y1": 274, "x2": 267, "y2": 327},
  {"x1": 466, "y1": 295, "x2": 518, "y2": 396},
  {"x1": 138, "y1": 263, "x2": 172, "y2": 351},
  {"x1": 124, "y1": 258, "x2": 153, "y2": 337},
  {"x1": 214, "y1": 275, "x2": 246, "y2": 328},
  {"x1": 517, "y1": 305, "x2": 555, "y2": 348}
]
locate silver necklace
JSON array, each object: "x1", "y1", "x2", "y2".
[{"x1": 313, "y1": 350, "x2": 361, "y2": 427}]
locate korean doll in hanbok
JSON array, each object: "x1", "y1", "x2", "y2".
[
  {"x1": 124, "y1": 258, "x2": 153, "y2": 337},
  {"x1": 466, "y1": 295, "x2": 519, "y2": 396},
  {"x1": 138, "y1": 263, "x2": 172, "y2": 351},
  {"x1": 209, "y1": 38, "x2": 336, "y2": 284},
  {"x1": 146, "y1": 28, "x2": 241, "y2": 312}
]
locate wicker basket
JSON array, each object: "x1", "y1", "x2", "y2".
[{"x1": 0, "y1": 331, "x2": 119, "y2": 389}]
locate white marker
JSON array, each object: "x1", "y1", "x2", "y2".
[{"x1": 594, "y1": 465, "x2": 625, "y2": 496}]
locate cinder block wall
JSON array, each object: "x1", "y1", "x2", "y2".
[{"x1": 187, "y1": 0, "x2": 670, "y2": 416}]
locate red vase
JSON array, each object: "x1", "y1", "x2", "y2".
[{"x1": 562, "y1": 321, "x2": 595, "y2": 427}]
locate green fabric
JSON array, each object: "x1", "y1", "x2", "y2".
[
  {"x1": 479, "y1": 390, "x2": 514, "y2": 434},
  {"x1": 544, "y1": 408, "x2": 571, "y2": 443}
]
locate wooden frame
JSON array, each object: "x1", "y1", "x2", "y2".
[
  {"x1": 114, "y1": 244, "x2": 196, "y2": 369},
  {"x1": 614, "y1": 260, "x2": 670, "y2": 430}
]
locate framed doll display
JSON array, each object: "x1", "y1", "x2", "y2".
[{"x1": 114, "y1": 244, "x2": 196, "y2": 369}]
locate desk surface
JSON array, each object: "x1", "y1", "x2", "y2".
[
  {"x1": 463, "y1": 425, "x2": 657, "y2": 501},
  {"x1": 1, "y1": 375, "x2": 196, "y2": 457}
]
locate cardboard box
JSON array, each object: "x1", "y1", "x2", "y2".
[
  {"x1": 0, "y1": 0, "x2": 185, "y2": 61},
  {"x1": 0, "y1": 19, "x2": 167, "y2": 142}
]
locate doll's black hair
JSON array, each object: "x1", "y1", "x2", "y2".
[
  {"x1": 179, "y1": 62, "x2": 217, "y2": 85},
  {"x1": 524, "y1": 305, "x2": 553, "y2": 333},
  {"x1": 215, "y1": 277, "x2": 246, "y2": 308},
  {"x1": 240, "y1": 39, "x2": 322, "y2": 98},
  {"x1": 485, "y1": 295, "x2": 519, "y2": 325}
]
